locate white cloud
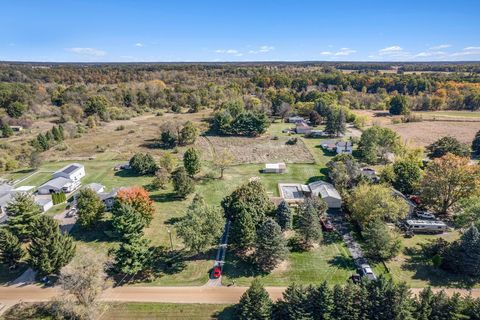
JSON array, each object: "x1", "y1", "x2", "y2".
[
  {"x1": 429, "y1": 44, "x2": 451, "y2": 50},
  {"x1": 66, "y1": 47, "x2": 107, "y2": 57},
  {"x1": 134, "y1": 43, "x2": 144, "y2": 47},
  {"x1": 259, "y1": 45, "x2": 274, "y2": 53},
  {"x1": 215, "y1": 49, "x2": 242, "y2": 56},
  {"x1": 320, "y1": 47, "x2": 356, "y2": 56},
  {"x1": 378, "y1": 46, "x2": 404, "y2": 54}
]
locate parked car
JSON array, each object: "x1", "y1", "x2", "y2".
[
  {"x1": 416, "y1": 211, "x2": 435, "y2": 220},
  {"x1": 350, "y1": 274, "x2": 361, "y2": 284},
  {"x1": 212, "y1": 266, "x2": 222, "y2": 279},
  {"x1": 65, "y1": 208, "x2": 77, "y2": 218},
  {"x1": 409, "y1": 195, "x2": 421, "y2": 206},
  {"x1": 320, "y1": 217, "x2": 335, "y2": 232},
  {"x1": 359, "y1": 264, "x2": 377, "y2": 281}
]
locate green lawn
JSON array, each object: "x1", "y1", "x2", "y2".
[
  {"x1": 222, "y1": 233, "x2": 356, "y2": 286},
  {"x1": 377, "y1": 231, "x2": 480, "y2": 288}
]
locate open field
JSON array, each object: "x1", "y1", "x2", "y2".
[
  {"x1": 352, "y1": 109, "x2": 480, "y2": 147},
  {"x1": 101, "y1": 303, "x2": 235, "y2": 320},
  {"x1": 222, "y1": 233, "x2": 356, "y2": 286},
  {"x1": 378, "y1": 231, "x2": 480, "y2": 288}
]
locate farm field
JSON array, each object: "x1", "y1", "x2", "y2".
[{"x1": 352, "y1": 109, "x2": 480, "y2": 147}]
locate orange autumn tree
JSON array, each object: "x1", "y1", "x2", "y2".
[
  {"x1": 420, "y1": 153, "x2": 480, "y2": 215},
  {"x1": 116, "y1": 186, "x2": 155, "y2": 226}
]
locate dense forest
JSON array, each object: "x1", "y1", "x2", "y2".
[{"x1": 1, "y1": 62, "x2": 480, "y2": 171}]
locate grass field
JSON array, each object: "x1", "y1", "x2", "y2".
[
  {"x1": 414, "y1": 110, "x2": 480, "y2": 120},
  {"x1": 222, "y1": 233, "x2": 356, "y2": 286},
  {"x1": 379, "y1": 231, "x2": 480, "y2": 288}
]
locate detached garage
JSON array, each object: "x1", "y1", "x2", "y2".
[{"x1": 308, "y1": 181, "x2": 342, "y2": 208}]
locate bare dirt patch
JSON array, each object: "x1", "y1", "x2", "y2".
[{"x1": 196, "y1": 135, "x2": 315, "y2": 164}]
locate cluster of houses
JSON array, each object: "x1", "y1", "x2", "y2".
[{"x1": 0, "y1": 163, "x2": 124, "y2": 224}]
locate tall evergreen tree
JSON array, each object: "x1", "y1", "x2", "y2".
[
  {"x1": 414, "y1": 287, "x2": 434, "y2": 320},
  {"x1": 276, "y1": 283, "x2": 312, "y2": 320},
  {"x1": 28, "y1": 216, "x2": 75, "y2": 276},
  {"x1": 230, "y1": 211, "x2": 256, "y2": 250},
  {"x1": 275, "y1": 201, "x2": 293, "y2": 230},
  {"x1": 0, "y1": 228, "x2": 24, "y2": 269},
  {"x1": 254, "y1": 218, "x2": 288, "y2": 272},
  {"x1": 331, "y1": 283, "x2": 361, "y2": 320},
  {"x1": 297, "y1": 198, "x2": 323, "y2": 248},
  {"x1": 310, "y1": 281, "x2": 334, "y2": 320},
  {"x1": 6, "y1": 192, "x2": 42, "y2": 241},
  {"x1": 112, "y1": 202, "x2": 146, "y2": 241},
  {"x1": 183, "y1": 147, "x2": 201, "y2": 177},
  {"x1": 362, "y1": 219, "x2": 401, "y2": 262},
  {"x1": 171, "y1": 167, "x2": 195, "y2": 198},
  {"x1": 237, "y1": 279, "x2": 272, "y2": 320},
  {"x1": 114, "y1": 236, "x2": 151, "y2": 276}
]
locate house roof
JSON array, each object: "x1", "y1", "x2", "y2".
[
  {"x1": 98, "y1": 187, "x2": 125, "y2": 201},
  {"x1": 0, "y1": 192, "x2": 13, "y2": 208},
  {"x1": 336, "y1": 141, "x2": 352, "y2": 147},
  {"x1": 308, "y1": 181, "x2": 342, "y2": 200},
  {"x1": 54, "y1": 163, "x2": 84, "y2": 176},
  {"x1": 39, "y1": 177, "x2": 73, "y2": 190},
  {"x1": 13, "y1": 186, "x2": 35, "y2": 192},
  {"x1": 85, "y1": 183, "x2": 105, "y2": 193},
  {"x1": 35, "y1": 197, "x2": 53, "y2": 206},
  {"x1": 296, "y1": 122, "x2": 311, "y2": 128},
  {"x1": 0, "y1": 184, "x2": 13, "y2": 194}
]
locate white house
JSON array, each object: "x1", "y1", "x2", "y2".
[
  {"x1": 38, "y1": 177, "x2": 78, "y2": 195},
  {"x1": 85, "y1": 183, "x2": 105, "y2": 194},
  {"x1": 308, "y1": 181, "x2": 342, "y2": 208},
  {"x1": 53, "y1": 163, "x2": 85, "y2": 182},
  {"x1": 34, "y1": 197, "x2": 54, "y2": 212},
  {"x1": 263, "y1": 163, "x2": 287, "y2": 174},
  {"x1": 336, "y1": 141, "x2": 353, "y2": 155},
  {"x1": 295, "y1": 122, "x2": 312, "y2": 134}
]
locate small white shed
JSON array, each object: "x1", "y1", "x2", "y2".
[{"x1": 263, "y1": 163, "x2": 287, "y2": 173}]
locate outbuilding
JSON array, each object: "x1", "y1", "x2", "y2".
[
  {"x1": 53, "y1": 163, "x2": 85, "y2": 182},
  {"x1": 336, "y1": 141, "x2": 353, "y2": 155},
  {"x1": 295, "y1": 122, "x2": 312, "y2": 134},
  {"x1": 38, "y1": 177, "x2": 77, "y2": 195},
  {"x1": 263, "y1": 163, "x2": 287, "y2": 174},
  {"x1": 308, "y1": 181, "x2": 342, "y2": 208}
]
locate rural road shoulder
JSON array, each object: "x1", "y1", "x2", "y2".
[{"x1": 1, "y1": 285, "x2": 480, "y2": 306}]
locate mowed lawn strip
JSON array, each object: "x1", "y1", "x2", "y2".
[{"x1": 101, "y1": 303, "x2": 235, "y2": 320}]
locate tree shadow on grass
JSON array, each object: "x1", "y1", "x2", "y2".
[
  {"x1": 213, "y1": 305, "x2": 237, "y2": 320},
  {"x1": 401, "y1": 246, "x2": 478, "y2": 289},
  {"x1": 150, "y1": 192, "x2": 182, "y2": 203},
  {"x1": 221, "y1": 252, "x2": 265, "y2": 279},
  {"x1": 327, "y1": 255, "x2": 356, "y2": 271},
  {"x1": 164, "y1": 216, "x2": 184, "y2": 226},
  {"x1": 69, "y1": 220, "x2": 114, "y2": 243},
  {"x1": 114, "y1": 169, "x2": 143, "y2": 178}
]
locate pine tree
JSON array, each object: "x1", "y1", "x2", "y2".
[
  {"x1": 456, "y1": 225, "x2": 480, "y2": 277},
  {"x1": 297, "y1": 198, "x2": 323, "y2": 248},
  {"x1": 254, "y1": 218, "x2": 288, "y2": 272},
  {"x1": 112, "y1": 203, "x2": 146, "y2": 241},
  {"x1": 114, "y1": 236, "x2": 150, "y2": 276},
  {"x1": 310, "y1": 281, "x2": 334, "y2": 320},
  {"x1": 28, "y1": 216, "x2": 75, "y2": 276},
  {"x1": 171, "y1": 167, "x2": 195, "y2": 198},
  {"x1": 58, "y1": 124, "x2": 65, "y2": 140},
  {"x1": 277, "y1": 283, "x2": 312, "y2": 320},
  {"x1": 362, "y1": 219, "x2": 401, "y2": 262},
  {"x1": 183, "y1": 147, "x2": 201, "y2": 177},
  {"x1": 332, "y1": 283, "x2": 361, "y2": 320},
  {"x1": 76, "y1": 188, "x2": 105, "y2": 229},
  {"x1": 51, "y1": 125, "x2": 61, "y2": 142},
  {"x1": 230, "y1": 211, "x2": 256, "y2": 250},
  {"x1": 0, "y1": 228, "x2": 24, "y2": 269},
  {"x1": 275, "y1": 201, "x2": 293, "y2": 230},
  {"x1": 237, "y1": 279, "x2": 272, "y2": 320},
  {"x1": 6, "y1": 192, "x2": 42, "y2": 241},
  {"x1": 414, "y1": 287, "x2": 434, "y2": 320}
]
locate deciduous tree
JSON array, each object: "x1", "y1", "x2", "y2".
[
  {"x1": 427, "y1": 136, "x2": 470, "y2": 159},
  {"x1": 116, "y1": 186, "x2": 155, "y2": 227},
  {"x1": 183, "y1": 147, "x2": 201, "y2": 177},
  {"x1": 420, "y1": 153, "x2": 480, "y2": 215},
  {"x1": 76, "y1": 188, "x2": 105, "y2": 229}
]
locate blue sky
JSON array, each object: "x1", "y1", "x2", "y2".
[{"x1": 1, "y1": 0, "x2": 479, "y2": 62}]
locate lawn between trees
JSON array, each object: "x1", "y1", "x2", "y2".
[{"x1": 1, "y1": 132, "x2": 352, "y2": 286}]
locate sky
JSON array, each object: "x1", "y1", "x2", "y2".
[{"x1": 1, "y1": 0, "x2": 480, "y2": 62}]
